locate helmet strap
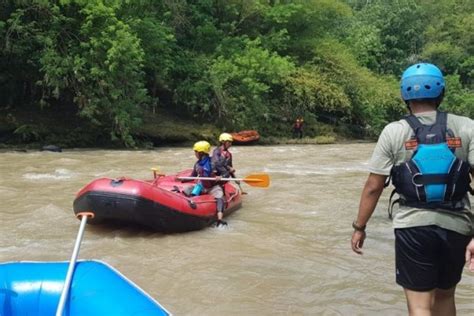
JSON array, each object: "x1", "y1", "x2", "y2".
[
  {"x1": 405, "y1": 101, "x2": 411, "y2": 113},
  {"x1": 435, "y1": 89, "x2": 445, "y2": 107}
]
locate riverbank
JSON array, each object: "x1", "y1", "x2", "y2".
[
  {"x1": 0, "y1": 137, "x2": 374, "y2": 153},
  {"x1": 0, "y1": 105, "x2": 368, "y2": 150}
]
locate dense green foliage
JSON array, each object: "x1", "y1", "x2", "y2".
[{"x1": 0, "y1": 0, "x2": 472, "y2": 147}]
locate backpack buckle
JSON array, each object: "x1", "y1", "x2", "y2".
[{"x1": 412, "y1": 173, "x2": 424, "y2": 187}]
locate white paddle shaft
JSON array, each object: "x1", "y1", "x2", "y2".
[
  {"x1": 56, "y1": 214, "x2": 89, "y2": 316},
  {"x1": 178, "y1": 176, "x2": 246, "y2": 181}
]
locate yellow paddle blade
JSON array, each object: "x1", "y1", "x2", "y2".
[{"x1": 243, "y1": 173, "x2": 270, "y2": 188}]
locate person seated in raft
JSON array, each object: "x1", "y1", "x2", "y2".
[
  {"x1": 212, "y1": 133, "x2": 236, "y2": 179},
  {"x1": 182, "y1": 140, "x2": 227, "y2": 227}
]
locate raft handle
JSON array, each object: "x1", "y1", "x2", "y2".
[
  {"x1": 188, "y1": 200, "x2": 197, "y2": 209},
  {"x1": 110, "y1": 179, "x2": 124, "y2": 187}
]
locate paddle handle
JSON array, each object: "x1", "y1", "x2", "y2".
[
  {"x1": 56, "y1": 212, "x2": 94, "y2": 316},
  {"x1": 230, "y1": 172, "x2": 246, "y2": 194}
]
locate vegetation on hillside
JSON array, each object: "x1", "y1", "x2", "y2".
[{"x1": 0, "y1": 0, "x2": 472, "y2": 147}]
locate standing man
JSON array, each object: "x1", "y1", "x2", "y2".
[
  {"x1": 292, "y1": 117, "x2": 304, "y2": 139},
  {"x1": 350, "y1": 63, "x2": 474, "y2": 315}
]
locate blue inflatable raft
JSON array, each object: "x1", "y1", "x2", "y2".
[{"x1": 0, "y1": 260, "x2": 170, "y2": 316}]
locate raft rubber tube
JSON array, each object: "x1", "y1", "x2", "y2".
[{"x1": 0, "y1": 260, "x2": 170, "y2": 316}]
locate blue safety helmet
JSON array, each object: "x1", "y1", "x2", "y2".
[{"x1": 400, "y1": 63, "x2": 445, "y2": 101}]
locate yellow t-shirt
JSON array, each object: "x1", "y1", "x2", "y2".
[{"x1": 368, "y1": 111, "x2": 474, "y2": 235}]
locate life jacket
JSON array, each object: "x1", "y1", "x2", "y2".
[
  {"x1": 192, "y1": 156, "x2": 215, "y2": 189},
  {"x1": 220, "y1": 148, "x2": 233, "y2": 168},
  {"x1": 387, "y1": 111, "x2": 472, "y2": 218},
  {"x1": 212, "y1": 146, "x2": 233, "y2": 178},
  {"x1": 294, "y1": 119, "x2": 303, "y2": 129}
]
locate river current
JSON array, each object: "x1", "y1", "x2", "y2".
[{"x1": 0, "y1": 144, "x2": 472, "y2": 315}]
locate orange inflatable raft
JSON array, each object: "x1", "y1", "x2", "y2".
[{"x1": 230, "y1": 130, "x2": 260, "y2": 144}]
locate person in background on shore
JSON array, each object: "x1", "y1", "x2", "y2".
[
  {"x1": 292, "y1": 117, "x2": 304, "y2": 139},
  {"x1": 350, "y1": 63, "x2": 474, "y2": 315},
  {"x1": 183, "y1": 140, "x2": 227, "y2": 227}
]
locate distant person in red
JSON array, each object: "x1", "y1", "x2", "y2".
[{"x1": 292, "y1": 117, "x2": 304, "y2": 139}]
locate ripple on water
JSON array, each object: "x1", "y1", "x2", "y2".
[
  {"x1": 263, "y1": 165, "x2": 368, "y2": 176},
  {"x1": 92, "y1": 169, "x2": 121, "y2": 177},
  {"x1": 0, "y1": 186, "x2": 20, "y2": 199},
  {"x1": 22, "y1": 168, "x2": 75, "y2": 181},
  {"x1": 46, "y1": 157, "x2": 81, "y2": 165}
]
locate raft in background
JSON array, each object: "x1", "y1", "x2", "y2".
[
  {"x1": 0, "y1": 260, "x2": 170, "y2": 316},
  {"x1": 230, "y1": 130, "x2": 260, "y2": 144},
  {"x1": 73, "y1": 169, "x2": 242, "y2": 233}
]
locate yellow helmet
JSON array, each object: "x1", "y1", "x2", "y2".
[
  {"x1": 193, "y1": 141, "x2": 211, "y2": 154},
  {"x1": 219, "y1": 133, "x2": 233, "y2": 142}
]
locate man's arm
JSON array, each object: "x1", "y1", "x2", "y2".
[
  {"x1": 466, "y1": 170, "x2": 474, "y2": 272},
  {"x1": 179, "y1": 163, "x2": 198, "y2": 182},
  {"x1": 351, "y1": 173, "x2": 387, "y2": 255},
  {"x1": 466, "y1": 238, "x2": 474, "y2": 272}
]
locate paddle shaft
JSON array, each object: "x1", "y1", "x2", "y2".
[
  {"x1": 178, "y1": 172, "x2": 269, "y2": 188},
  {"x1": 179, "y1": 176, "x2": 254, "y2": 182},
  {"x1": 56, "y1": 213, "x2": 91, "y2": 316}
]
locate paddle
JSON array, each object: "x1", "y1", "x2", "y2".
[
  {"x1": 56, "y1": 211, "x2": 94, "y2": 316},
  {"x1": 178, "y1": 173, "x2": 270, "y2": 188},
  {"x1": 151, "y1": 167, "x2": 165, "y2": 179}
]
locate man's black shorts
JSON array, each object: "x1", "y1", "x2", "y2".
[{"x1": 395, "y1": 225, "x2": 471, "y2": 291}]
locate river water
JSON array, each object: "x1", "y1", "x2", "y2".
[{"x1": 0, "y1": 144, "x2": 472, "y2": 315}]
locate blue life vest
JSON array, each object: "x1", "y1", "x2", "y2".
[
  {"x1": 195, "y1": 156, "x2": 212, "y2": 177},
  {"x1": 389, "y1": 111, "x2": 471, "y2": 213},
  {"x1": 192, "y1": 156, "x2": 215, "y2": 189}
]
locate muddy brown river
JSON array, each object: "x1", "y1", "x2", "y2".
[{"x1": 1, "y1": 144, "x2": 472, "y2": 315}]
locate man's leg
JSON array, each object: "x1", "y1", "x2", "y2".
[
  {"x1": 216, "y1": 198, "x2": 224, "y2": 220},
  {"x1": 404, "y1": 288, "x2": 435, "y2": 316},
  {"x1": 397, "y1": 228, "x2": 466, "y2": 316},
  {"x1": 396, "y1": 227, "x2": 437, "y2": 316},
  {"x1": 210, "y1": 185, "x2": 226, "y2": 225},
  {"x1": 403, "y1": 287, "x2": 456, "y2": 316},
  {"x1": 433, "y1": 287, "x2": 456, "y2": 316}
]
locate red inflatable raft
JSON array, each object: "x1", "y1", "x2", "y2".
[{"x1": 73, "y1": 170, "x2": 242, "y2": 233}]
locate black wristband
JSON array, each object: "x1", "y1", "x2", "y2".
[{"x1": 352, "y1": 221, "x2": 366, "y2": 232}]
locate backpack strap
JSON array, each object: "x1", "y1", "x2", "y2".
[
  {"x1": 404, "y1": 111, "x2": 447, "y2": 144},
  {"x1": 387, "y1": 189, "x2": 399, "y2": 220},
  {"x1": 404, "y1": 114, "x2": 424, "y2": 132},
  {"x1": 436, "y1": 110, "x2": 447, "y2": 128}
]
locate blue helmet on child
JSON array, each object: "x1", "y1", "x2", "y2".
[{"x1": 400, "y1": 63, "x2": 445, "y2": 101}]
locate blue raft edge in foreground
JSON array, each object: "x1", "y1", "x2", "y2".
[{"x1": 0, "y1": 260, "x2": 170, "y2": 316}]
